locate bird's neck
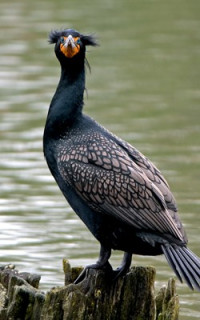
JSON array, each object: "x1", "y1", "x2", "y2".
[{"x1": 45, "y1": 62, "x2": 85, "y2": 137}]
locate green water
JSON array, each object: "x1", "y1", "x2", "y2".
[{"x1": 0, "y1": 0, "x2": 200, "y2": 318}]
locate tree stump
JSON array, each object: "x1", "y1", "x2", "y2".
[{"x1": 0, "y1": 261, "x2": 179, "y2": 320}]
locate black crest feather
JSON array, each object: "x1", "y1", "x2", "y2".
[
  {"x1": 48, "y1": 29, "x2": 98, "y2": 47},
  {"x1": 80, "y1": 34, "x2": 98, "y2": 47},
  {"x1": 48, "y1": 30, "x2": 60, "y2": 44}
]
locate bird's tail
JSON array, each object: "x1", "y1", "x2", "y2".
[{"x1": 161, "y1": 244, "x2": 200, "y2": 291}]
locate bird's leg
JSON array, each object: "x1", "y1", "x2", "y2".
[
  {"x1": 95, "y1": 244, "x2": 112, "y2": 268},
  {"x1": 113, "y1": 252, "x2": 132, "y2": 280},
  {"x1": 74, "y1": 245, "x2": 112, "y2": 284}
]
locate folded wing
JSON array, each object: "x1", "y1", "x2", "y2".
[{"x1": 57, "y1": 133, "x2": 185, "y2": 243}]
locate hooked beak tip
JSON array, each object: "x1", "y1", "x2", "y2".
[{"x1": 64, "y1": 35, "x2": 75, "y2": 48}]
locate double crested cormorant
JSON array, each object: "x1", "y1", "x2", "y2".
[{"x1": 43, "y1": 29, "x2": 200, "y2": 291}]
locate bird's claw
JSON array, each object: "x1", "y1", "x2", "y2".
[
  {"x1": 74, "y1": 261, "x2": 113, "y2": 284},
  {"x1": 112, "y1": 266, "x2": 130, "y2": 281},
  {"x1": 74, "y1": 267, "x2": 88, "y2": 284}
]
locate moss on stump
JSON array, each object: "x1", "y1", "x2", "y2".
[{"x1": 0, "y1": 261, "x2": 179, "y2": 320}]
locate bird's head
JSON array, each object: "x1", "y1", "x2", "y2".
[{"x1": 49, "y1": 29, "x2": 98, "y2": 66}]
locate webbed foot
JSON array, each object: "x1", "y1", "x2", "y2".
[
  {"x1": 74, "y1": 260, "x2": 113, "y2": 284},
  {"x1": 74, "y1": 244, "x2": 112, "y2": 284},
  {"x1": 112, "y1": 252, "x2": 132, "y2": 281}
]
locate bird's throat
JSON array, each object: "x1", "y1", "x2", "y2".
[{"x1": 45, "y1": 65, "x2": 85, "y2": 137}]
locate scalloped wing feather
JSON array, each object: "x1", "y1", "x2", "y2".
[{"x1": 57, "y1": 134, "x2": 185, "y2": 243}]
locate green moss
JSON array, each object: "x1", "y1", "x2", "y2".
[
  {"x1": 156, "y1": 279, "x2": 179, "y2": 320},
  {"x1": 0, "y1": 262, "x2": 179, "y2": 320}
]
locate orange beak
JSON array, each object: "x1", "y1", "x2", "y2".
[{"x1": 60, "y1": 35, "x2": 80, "y2": 58}]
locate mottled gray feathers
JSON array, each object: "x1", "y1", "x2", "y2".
[{"x1": 57, "y1": 128, "x2": 185, "y2": 243}]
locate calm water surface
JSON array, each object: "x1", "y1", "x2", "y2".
[{"x1": 0, "y1": 0, "x2": 200, "y2": 318}]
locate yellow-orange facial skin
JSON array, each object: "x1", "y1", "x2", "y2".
[{"x1": 60, "y1": 36, "x2": 81, "y2": 58}]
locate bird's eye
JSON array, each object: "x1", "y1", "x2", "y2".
[
  {"x1": 76, "y1": 38, "x2": 81, "y2": 45},
  {"x1": 60, "y1": 37, "x2": 65, "y2": 44}
]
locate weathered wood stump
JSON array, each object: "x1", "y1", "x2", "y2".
[{"x1": 0, "y1": 261, "x2": 179, "y2": 320}]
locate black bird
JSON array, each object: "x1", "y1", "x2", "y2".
[{"x1": 43, "y1": 28, "x2": 200, "y2": 291}]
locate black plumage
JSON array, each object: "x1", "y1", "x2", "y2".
[{"x1": 43, "y1": 29, "x2": 200, "y2": 291}]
